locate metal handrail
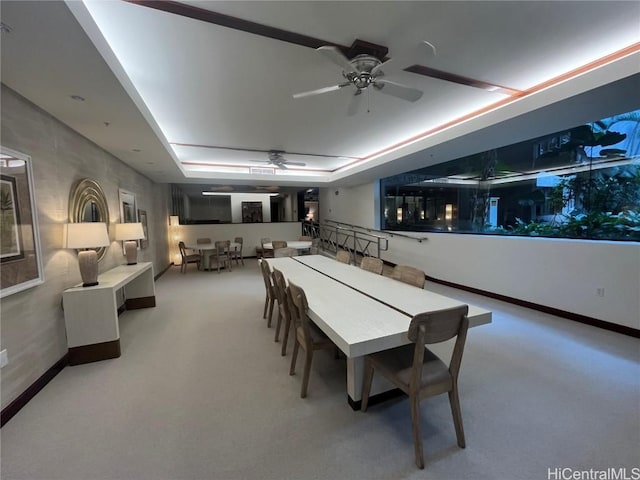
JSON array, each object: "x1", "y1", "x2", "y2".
[
  {"x1": 302, "y1": 220, "x2": 391, "y2": 258},
  {"x1": 323, "y1": 219, "x2": 429, "y2": 243}
]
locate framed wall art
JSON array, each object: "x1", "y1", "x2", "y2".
[
  {"x1": 0, "y1": 146, "x2": 44, "y2": 298},
  {"x1": 138, "y1": 208, "x2": 149, "y2": 249},
  {"x1": 119, "y1": 188, "x2": 138, "y2": 252}
]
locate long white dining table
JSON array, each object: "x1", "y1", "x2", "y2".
[{"x1": 267, "y1": 255, "x2": 492, "y2": 409}]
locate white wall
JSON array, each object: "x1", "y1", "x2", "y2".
[
  {"x1": 319, "y1": 184, "x2": 375, "y2": 226},
  {"x1": 230, "y1": 194, "x2": 273, "y2": 223},
  {"x1": 319, "y1": 184, "x2": 640, "y2": 330},
  {"x1": 0, "y1": 85, "x2": 171, "y2": 409}
]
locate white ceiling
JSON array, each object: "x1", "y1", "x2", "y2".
[{"x1": 1, "y1": 1, "x2": 639, "y2": 190}]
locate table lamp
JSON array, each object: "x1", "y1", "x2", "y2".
[
  {"x1": 64, "y1": 223, "x2": 110, "y2": 287},
  {"x1": 115, "y1": 223, "x2": 145, "y2": 265}
]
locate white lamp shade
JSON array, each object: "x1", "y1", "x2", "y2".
[
  {"x1": 65, "y1": 223, "x2": 110, "y2": 249},
  {"x1": 115, "y1": 223, "x2": 145, "y2": 241}
]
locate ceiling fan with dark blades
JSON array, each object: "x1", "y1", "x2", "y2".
[
  {"x1": 251, "y1": 150, "x2": 306, "y2": 170},
  {"x1": 293, "y1": 45, "x2": 424, "y2": 112}
]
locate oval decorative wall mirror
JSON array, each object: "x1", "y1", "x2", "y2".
[{"x1": 69, "y1": 178, "x2": 110, "y2": 261}]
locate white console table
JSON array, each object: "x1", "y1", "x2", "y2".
[{"x1": 63, "y1": 262, "x2": 156, "y2": 365}]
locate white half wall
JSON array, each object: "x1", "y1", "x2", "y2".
[
  {"x1": 172, "y1": 222, "x2": 303, "y2": 260},
  {"x1": 319, "y1": 185, "x2": 640, "y2": 330}
]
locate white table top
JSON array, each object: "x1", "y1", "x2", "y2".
[
  {"x1": 266, "y1": 256, "x2": 491, "y2": 358},
  {"x1": 65, "y1": 262, "x2": 153, "y2": 292},
  {"x1": 263, "y1": 241, "x2": 311, "y2": 250},
  {"x1": 295, "y1": 255, "x2": 492, "y2": 327},
  {"x1": 186, "y1": 242, "x2": 240, "y2": 251},
  {"x1": 267, "y1": 257, "x2": 408, "y2": 357}
]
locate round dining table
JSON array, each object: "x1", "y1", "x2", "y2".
[
  {"x1": 186, "y1": 242, "x2": 240, "y2": 270},
  {"x1": 263, "y1": 241, "x2": 311, "y2": 251}
]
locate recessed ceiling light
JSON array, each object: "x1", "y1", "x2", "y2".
[{"x1": 70, "y1": 95, "x2": 85, "y2": 102}]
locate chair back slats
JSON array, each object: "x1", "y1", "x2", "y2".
[
  {"x1": 335, "y1": 250, "x2": 351, "y2": 264},
  {"x1": 299, "y1": 235, "x2": 312, "y2": 241},
  {"x1": 272, "y1": 268, "x2": 288, "y2": 313},
  {"x1": 287, "y1": 280, "x2": 313, "y2": 350},
  {"x1": 391, "y1": 265, "x2": 426, "y2": 288},
  {"x1": 408, "y1": 305, "x2": 469, "y2": 344},
  {"x1": 178, "y1": 241, "x2": 187, "y2": 256},
  {"x1": 360, "y1": 257, "x2": 383, "y2": 275},
  {"x1": 272, "y1": 240, "x2": 288, "y2": 249},
  {"x1": 259, "y1": 259, "x2": 275, "y2": 295}
]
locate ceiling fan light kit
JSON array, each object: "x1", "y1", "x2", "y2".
[{"x1": 293, "y1": 43, "x2": 424, "y2": 114}]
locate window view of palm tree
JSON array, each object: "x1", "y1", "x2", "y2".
[{"x1": 381, "y1": 109, "x2": 640, "y2": 241}]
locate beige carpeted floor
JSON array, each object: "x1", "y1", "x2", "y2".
[{"x1": 1, "y1": 258, "x2": 638, "y2": 480}]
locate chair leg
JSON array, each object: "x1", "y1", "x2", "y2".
[
  {"x1": 281, "y1": 316, "x2": 291, "y2": 356},
  {"x1": 448, "y1": 387, "x2": 466, "y2": 448},
  {"x1": 267, "y1": 297, "x2": 275, "y2": 328},
  {"x1": 274, "y1": 308, "x2": 283, "y2": 342},
  {"x1": 300, "y1": 349, "x2": 313, "y2": 398},
  {"x1": 263, "y1": 294, "x2": 268, "y2": 319},
  {"x1": 289, "y1": 340, "x2": 299, "y2": 375},
  {"x1": 361, "y1": 360, "x2": 374, "y2": 412},
  {"x1": 409, "y1": 394, "x2": 425, "y2": 469}
]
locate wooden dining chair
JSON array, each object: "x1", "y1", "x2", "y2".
[
  {"x1": 259, "y1": 259, "x2": 276, "y2": 327},
  {"x1": 288, "y1": 280, "x2": 336, "y2": 398},
  {"x1": 360, "y1": 257, "x2": 384, "y2": 275},
  {"x1": 361, "y1": 305, "x2": 470, "y2": 469},
  {"x1": 298, "y1": 235, "x2": 312, "y2": 254},
  {"x1": 271, "y1": 240, "x2": 288, "y2": 250},
  {"x1": 209, "y1": 240, "x2": 232, "y2": 273},
  {"x1": 260, "y1": 237, "x2": 273, "y2": 258},
  {"x1": 335, "y1": 249, "x2": 351, "y2": 264},
  {"x1": 271, "y1": 268, "x2": 292, "y2": 354},
  {"x1": 274, "y1": 247, "x2": 297, "y2": 257},
  {"x1": 231, "y1": 236, "x2": 244, "y2": 266},
  {"x1": 391, "y1": 265, "x2": 426, "y2": 288},
  {"x1": 178, "y1": 241, "x2": 201, "y2": 273},
  {"x1": 310, "y1": 238, "x2": 321, "y2": 255}
]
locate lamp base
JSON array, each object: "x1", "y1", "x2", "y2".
[
  {"x1": 78, "y1": 250, "x2": 99, "y2": 287},
  {"x1": 124, "y1": 240, "x2": 138, "y2": 265}
]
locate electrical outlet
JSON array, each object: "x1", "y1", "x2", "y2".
[
  {"x1": 596, "y1": 288, "x2": 605, "y2": 297},
  {"x1": 0, "y1": 349, "x2": 8, "y2": 368}
]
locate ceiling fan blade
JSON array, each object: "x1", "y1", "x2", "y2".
[
  {"x1": 347, "y1": 91, "x2": 363, "y2": 117},
  {"x1": 293, "y1": 82, "x2": 350, "y2": 99},
  {"x1": 276, "y1": 163, "x2": 288, "y2": 170},
  {"x1": 375, "y1": 79, "x2": 423, "y2": 102},
  {"x1": 283, "y1": 161, "x2": 306, "y2": 167},
  {"x1": 250, "y1": 159, "x2": 269, "y2": 163},
  {"x1": 317, "y1": 46, "x2": 357, "y2": 73}
]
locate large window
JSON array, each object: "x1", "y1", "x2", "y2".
[{"x1": 381, "y1": 109, "x2": 640, "y2": 241}]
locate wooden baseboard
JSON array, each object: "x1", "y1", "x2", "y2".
[
  {"x1": 1, "y1": 354, "x2": 69, "y2": 427},
  {"x1": 425, "y1": 275, "x2": 639, "y2": 338},
  {"x1": 155, "y1": 263, "x2": 173, "y2": 280},
  {"x1": 68, "y1": 340, "x2": 121, "y2": 366}
]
